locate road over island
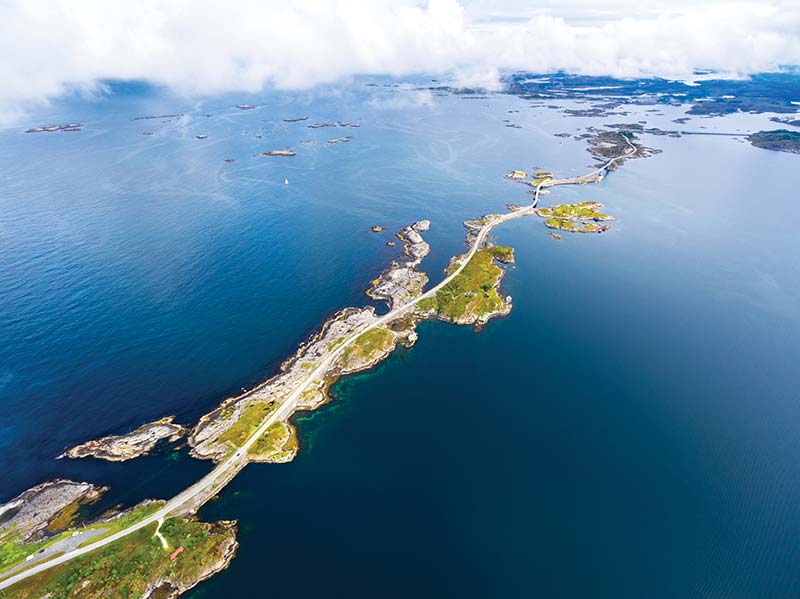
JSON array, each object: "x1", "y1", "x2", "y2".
[{"x1": 0, "y1": 140, "x2": 637, "y2": 591}]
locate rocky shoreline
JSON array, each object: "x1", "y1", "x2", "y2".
[
  {"x1": 141, "y1": 520, "x2": 238, "y2": 599},
  {"x1": 414, "y1": 218, "x2": 514, "y2": 327},
  {"x1": 534, "y1": 201, "x2": 615, "y2": 234},
  {"x1": 366, "y1": 220, "x2": 431, "y2": 310},
  {"x1": 0, "y1": 479, "x2": 107, "y2": 542},
  {"x1": 188, "y1": 222, "x2": 434, "y2": 464},
  {"x1": 63, "y1": 417, "x2": 186, "y2": 462},
  {"x1": 1, "y1": 218, "x2": 520, "y2": 597}
]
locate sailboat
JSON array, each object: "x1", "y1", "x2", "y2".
[{"x1": 284, "y1": 178, "x2": 289, "y2": 185}]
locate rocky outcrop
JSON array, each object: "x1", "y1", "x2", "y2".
[
  {"x1": 366, "y1": 220, "x2": 430, "y2": 310},
  {"x1": 188, "y1": 221, "x2": 431, "y2": 465},
  {"x1": 0, "y1": 479, "x2": 107, "y2": 542},
  {"x1": 142, "y1": 520, "x2": 238, "y2": 599},
  {"x1": 188, "y1": 302, "x2": 420, "y2": 464},
  {"x1": 414, "y1": 218, "x2": 514, "y2": 328},
  {"x1": 253, "y1": 150, "x2": 296, "y2": 157},
  {"x1": 64, "y1": 417, "x2": 186, "y2": 462}
]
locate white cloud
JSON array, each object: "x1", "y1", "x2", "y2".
[{"x1": 1, "y1": 0, "x2": 799, "y2": 122}]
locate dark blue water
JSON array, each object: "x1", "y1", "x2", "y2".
[{"x1": 2, "y1": 80, "x2": 800, "y2": 597}]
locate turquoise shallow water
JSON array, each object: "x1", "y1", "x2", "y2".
[{"x1": 1, "y1": 80, "x2": 800, "y2": 597}]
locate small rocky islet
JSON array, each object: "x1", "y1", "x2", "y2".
[
  {"x1": 535, "y1": 201, "x2": 615, "y2": 234},
  {"x1": 63, "y1": 417, "x2": 186, "y2": 462}
]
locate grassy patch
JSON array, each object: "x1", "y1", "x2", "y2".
[
  {"x1": 0, "y1": 537, "x2": 49, "y2": 575},
  {"x1": 326, "y1": 336, "x2": 345, "y2": 352},
  {"x1": 414, "y1": 297, "x2": 437, "y2": 313},
  {"x1": 421, "y1": 249, "x2": 508, "y2": 322},
  {"x1": 488, "y1": 245, "x2": 514, "y2": 263},
  {"x1": 77, "y1": 502, "x2": 164, "y2": 548},
  {"x1": 2, "y1": 518, "x2": 235, "y2": 599},
  {"x1": 249, "y1": 421, "x2": 295, "y2": 460},
  {"x1": 539, "y1": 202, "x2": 614, "y2": 234},
  {"x1": 217, "y1": 401, "x2": 277, "y2": 450},
  {"x1": 537, "y1": 202, "x2": 611, "y2": 221},
  {"x1": 338, "y1": 328, "x2": 394, "y2": 368}
]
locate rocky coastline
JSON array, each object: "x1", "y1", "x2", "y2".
[
  {"x1": 0, "y1": 479, "x2": 107, "y2": 542},
  {"x1": 188, "y1": 221, "x2": 433, "y2": 465},
  {"x1": 63, "y1": 417, "x2": 186, "y2": 462},
  {"x1": 414, "y1": 220, "x2": 514, "y2": 327},
  {"x1": 253, "y1": 149, "x2": 296, "y2": 157},
  {"x1": 366, "y1": 220, "x2": 431, "y2": 310}
]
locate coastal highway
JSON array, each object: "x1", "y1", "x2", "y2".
[{"x1": 0, "y1": 140, "x2": 637, "y2": 591}]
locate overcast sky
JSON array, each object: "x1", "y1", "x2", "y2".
[{"x1": 1, "y1": 0, "x2": 799, "y2": 122}]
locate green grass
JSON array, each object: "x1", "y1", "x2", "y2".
[
  {"x1": 422, "y1": 249, "x2": 508, "y2": 322},
  {"x1": 0, "y1": 501, "x2": 167, "y2": 577},
  {"x1": 487, "y1": 245, "x2": 514, "y2": 263},
  {"x1": 537, "y1": 202, "x2": 610, "y2": 220},
  {"x1": 544, "y1": 218, "x2": 578, "y2": 231},
  {"x1": 76, "y1": 502, "x2": 164, "y2": 548},
  {"x1": 2, "y1": 518, "x2": 235, "y2": 599},
  {"x1": 249, "y1": 421, "x2": 294, "y2": 459},
  {"x1": 538, "y1": 202, "x2": 614, "y2": 234},
  {"x1": 216, "y1": 401, "x2": 277, "y2": 450},
  {"x1": 414, "y1": 297, "x2": 437, "y2": 313},
  {"x1": 0, "y1": 537, "x2": 49, "y2": 575},
  {"x1": 544, "y1": 218, "x2": 603, "y2": 233},
  {"x1": 326, "y1": 336, "x2": 345, "y2": 351},
  {"x1": 339, "y1": 328, "x2": 394, "y2": 368}
]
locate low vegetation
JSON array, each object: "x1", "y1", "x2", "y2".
[
  {"x1": 216, "y1": 401, "x2": 277, "y2": 453},
  {"x1": 748, "y1": 129, "x2": 800, "y2": 154},
  {"x1": 249, "y1": 421, "x2": 298, "y2": 462},
  {"x1": 338, "y1": 328, "x2": 395, "y2": 370},
  {"x1": 0, "y1": 537, "x2": 50, "y2": 575},
  {"x1": 544, "y1": 218, "x2": 602, "y2": 233},
  {"x1": 537, "y1": 202, "x2": 614, "y2": 234},
  {"x1": 487, "y1": 245, "x2": 515, "y2": 263},
  {"x1": 2, "y1": 517, "x2": 236, "y2": 599},
  {"x1": 536, "y1": 201, "x2": 613, "y2": 221},
  {"x1": 418, "y1": 247, "x2": 512, "y2": 323},
  {"x1": 587, "y1": 130, "x2": 636, "y2": 161}
]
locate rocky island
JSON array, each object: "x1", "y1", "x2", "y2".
[
  {"x1": 25, "y1": 124, "x2": 82, "y2": 133},
  {"x1": 130, "y1": 114, "x2": 183, "y2": 121},
  {"x1": 326, "y1": 136, "x2": 352, "y2": 145},
  {"x1": 64, "y1": 417, "x2": 186, "y2": 462},
  {"x1": 253, "y1": 149, "x2": 296, "y2": 157},
  {"x1": 367, "y1": 221, "x2": 430, "y2": 309},
  {"x1": 584, "y1": 128, "x2": 658, "y2": 167},
  {"x1": 748, "y1": 129, "x2": 800, "y2": 153},
  {"x1": 414, "y1": 222, "x2": 514, "y2": 327},
  {"x1": 535, "y1": 201, "x2": 615, "y2": 234}
]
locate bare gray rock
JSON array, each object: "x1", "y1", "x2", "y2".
[
  {"x1": 64, "y1": 417, "x2": 186, "y2": 462},
  {"x1": 0, "y1": 479, "x2": 106, "y2": 541}
]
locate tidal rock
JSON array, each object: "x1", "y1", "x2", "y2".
[
  {"x1": 64, "y1": 417, "x2": 186, "y2": 462},
  {"x1": 0, "y1": 479, "x2": 107, "y2": 541}
]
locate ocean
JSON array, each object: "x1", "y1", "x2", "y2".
[{"x1": 1, "y1": 79, "x2": 799, "y2": 597}]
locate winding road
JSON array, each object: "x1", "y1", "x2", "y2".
[{"x1": 0, "y1": 139, "x2": 637, "y2": 591}]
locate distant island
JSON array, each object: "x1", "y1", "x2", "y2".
[{"x1": 748, "y1": 129, "x2": 800, "y2": 153}]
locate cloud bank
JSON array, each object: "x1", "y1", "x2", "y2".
[{"x1": 1, "y1": 0, "x2": 799, "y2": 120}]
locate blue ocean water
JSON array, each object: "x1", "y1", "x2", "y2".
[{"x1": 1, "y1": 80, "x2": 800, "y2": 597}]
